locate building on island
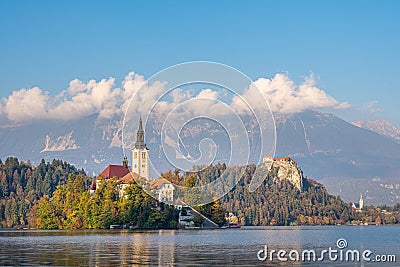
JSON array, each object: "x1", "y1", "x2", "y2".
[
  {"x1": 149, "y1": 178, "x2": 175, "y2": 203},
  {"x1": 175, "y1": 199, "x2": 196, "y2": 228},
  {"x1": 117, "y1": 171, "x2": 140, "y2": 199},
  {"x1": 91, "y1": 156, "x2": 131, "y2": 193},
  {"x1": 99, "y1": 156, "x2": 130, "y2": 179},
  {"x1": 92, "y1": 117, "x2": 174, "y2": 201},
  {"x1": 91, "y1": 117, "x2": 149, "y2": 197},
  {"x1": 131, "y1": 116, "x2": 150, "y2": 180}
]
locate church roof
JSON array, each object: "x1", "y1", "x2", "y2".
[{"x1": 99, "y1": 164, "x2": 130, "y2": 179}]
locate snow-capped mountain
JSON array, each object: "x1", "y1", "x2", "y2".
[
  {"x1": 0, "y1": 110, "x2": 399, "y2": 205},
  {"x1": 353, "y1": 120, "x2": 400, "y2": 144},
  {"x1": 41, "y1": 131, "x2": 80, "y2": 152}
]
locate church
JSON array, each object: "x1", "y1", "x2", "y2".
[
  {"x1": 131, "y1": 116, "x2": 150, "y2": 180},
  {"x1": 352, "y1": 194, "x2": 364, "y2": 212},
  {"x1": 92, "y1": 116, "x2": 174, "y2": 202}
]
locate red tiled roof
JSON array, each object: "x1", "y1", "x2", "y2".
[
  {"x1": 149, "y1": 178, "x2": 171, "y2": 189},
  {"x1": 99, "y1": 165, "x2": 130, "y2": 179},
  {"x1": 119, "y1": 172, "x2": 140, "y2": 184}
]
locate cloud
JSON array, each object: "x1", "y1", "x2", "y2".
[
  {"x1": 360, "y1": 100, "x2": 383, "y2": 114},
  {"x1": 1, "y1": 77, "x2": 123, "y2": 123},
  {"x1": 50, "y1": 77, "x2": 120, "y2": 120},
  {"x1": 0, "y1": 71, "x2": 349, "y2": 124},
  {"x1": 196, "y1": 89, "x2": 219, "y2": 100},
  {"x1": 4, "y1": 87, "x2": 50, "y2": 121},
  {"x1": 232, "y1": 73, "x2": 349, "y2": 114},
  {"x1": 67, "y1": 79, "x2": 87, "y2": 96}
]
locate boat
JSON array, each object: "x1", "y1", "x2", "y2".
[{"x1": 227, "y1": 223, "x2": 241, "y2": 228}]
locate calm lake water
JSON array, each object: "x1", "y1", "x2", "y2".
[{"x1": 0, "y1": 226, "x2": 399, "y2": 266}]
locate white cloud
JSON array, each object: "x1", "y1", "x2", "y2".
[
  {"x1": 49, "y1": 77, "x2": 120, "y2": 120},
  {"x1": 67, "y1": 79, "x2": 86, "y2": 96},
  {"x1": 361, "y1": 100, "x2": 383, "y2": 114},
  {"x1": 196, "y1": 89, "x2": 219, "y2": 100},
  {"x1": 232, "y1": 73, "x2": 349, "y2": 114},
  {"x1": 1, "y1": 77, "x2": 123, "y2": 122},
  {"x1": 4, "y1": 87, "x2": 50, "y2": 122},
  {"x1": 0, "y1": 71, "x2": 349, "y2": 124}
]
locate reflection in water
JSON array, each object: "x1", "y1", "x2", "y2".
[{"x1": 0, "y1": 226, "x2": 399, "y2": 266}]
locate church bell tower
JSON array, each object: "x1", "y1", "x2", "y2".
[
  {"x1": 132, "y1": 116, "x2": 150, "y2": 180},
  {"x1": 359, "y1": 193, "x2": 364, "y2": 210}
]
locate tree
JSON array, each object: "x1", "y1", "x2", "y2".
[
  {"x1": 193, "y1": 213, "x2": 204, "y2": 227},
  {"x1": 36, "y1": 196, "x2": 59, "y2": 229}
]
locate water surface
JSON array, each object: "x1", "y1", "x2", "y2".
[{"x1": 0, "y1": 226, "x2": 399, "y2": 266}]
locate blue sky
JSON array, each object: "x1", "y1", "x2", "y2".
[{"x1": 0, "y1": 1, "x2": 399, "y2": 126}]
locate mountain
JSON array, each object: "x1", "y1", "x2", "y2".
[
  {"x1": 0, "y1": 114, "x2": 122, "y2": 176},
  {"x1": 274, "y1": 111, "x2": 400, "y2": 206},
  {"x1": 353, "y1": 120, "x2": 400, "y2": 144},
  {"x1": 0, "y1": 110, "x2": 399, "y2": 205}
]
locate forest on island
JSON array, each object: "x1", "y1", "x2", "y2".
[{"x1": 35, "y1": 174, "x2": 179, "y2": 229}]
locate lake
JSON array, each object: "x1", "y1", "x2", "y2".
[{"x1": 0, "y1": 226, "x2": 399, "y2": 266}]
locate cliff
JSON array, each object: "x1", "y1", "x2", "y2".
[{"x1": 272, "y1": 158, "x2": 304, "y2": 191}]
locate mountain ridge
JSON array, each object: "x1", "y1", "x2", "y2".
[{"x1": 353, "y1": 120, "x2": 400, "y2": 144}]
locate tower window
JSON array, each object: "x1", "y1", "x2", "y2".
[
  {"x1": 142, "y1": 152, "x2": 146, "y2": 159},
  {"x1": 134, "y1": 152, "x2": 137, "y2": 159}
]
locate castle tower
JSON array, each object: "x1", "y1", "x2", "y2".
[
  {"x1": 359, "y1": 193, "x2": 364, "y2": 209},
  {"x1": 132, "y1": 116, "x2": 150, "y2": 180}
]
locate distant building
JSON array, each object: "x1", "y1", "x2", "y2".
[
  {"x1": 263, "y1": 156, "x2": 296, "y2": 164},
  {"x1": 132, "y1": 116, "x2": 150, "y2": 180},
  {"x1": 149, "y1": 178, "x2": 175, "y2": 203},
  {"x1": 262, "y1": 155, "x2": 273, "y2": 163},
  {"x1": 175, "y1": 199, "x2": 195, "y2": 228},
  {"x1": 352, "y1": 194, "x2": 364, "y2": 211}
]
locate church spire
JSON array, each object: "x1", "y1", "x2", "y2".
[
  {"x1": 138, "y1": 115, "x2": 143, "y2": 131},
  {"x1": 134, "y1": 115, "x2": 147, "y2": 149},
  {"x1": 359, "y1": 193, "x2": 364, "y2": 209},
  {"x1": 132, "y1": 115, "x2": 150, "y2": 179}
]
